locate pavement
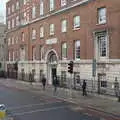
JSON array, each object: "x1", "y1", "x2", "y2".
[{"x1": 0, "y1": 78, "x2": 120, "y2": 119}]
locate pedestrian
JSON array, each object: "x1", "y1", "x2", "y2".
[
  {"x1": 29, "y1": 72, "x2": 33, "y2": 85},
  {"x1": 82, "y1": 80, "x2": 87, "y2": 96},
  {"x1": 53, "y1": 76, "x2": 59, "y2": 93},
  {"x1": 114, "y1": 77, "x2": 119, "y2": 97},
  {"x1": 42, "y1": 75, "x2": 46, "y2": 90}
]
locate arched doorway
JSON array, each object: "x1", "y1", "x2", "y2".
[{"x1": 47, "y1": 50, "x2": 58, "y2": 85}]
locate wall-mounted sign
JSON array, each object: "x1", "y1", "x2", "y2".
[{"x1": 46, "y1": 38, "x2": 57, "y2": 45}]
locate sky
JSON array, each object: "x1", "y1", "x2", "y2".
[{"x1": 0, "y1": 0, "x2": 9, "y2": 23}]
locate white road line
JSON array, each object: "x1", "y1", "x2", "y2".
[
  {"x1": 12, "y1": 106, "x2": 67, "y2": 116},
  {"x1": 8, "y1": 101, "x2": 63, "y2": 110}
]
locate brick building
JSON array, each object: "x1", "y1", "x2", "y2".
[
  {"x1": 6, "y1": 0, "x2": 120, "y2": 95},
  {"x1": 0, "y1": 23, "x2": 6, "y2": 75}
]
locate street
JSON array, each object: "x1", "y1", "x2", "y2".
[
  {"x1": 0, "y1": 78, "x2": 120, "y2": 120},
  {"x1": 0, "y1": 83, "x2": 101, "y2": 120}
]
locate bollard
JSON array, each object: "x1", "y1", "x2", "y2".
[{"x1": 0, "y1": 104, "x2": 6, "y2": 119}]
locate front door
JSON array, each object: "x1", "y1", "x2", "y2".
[
  {"x1": 47, "y1": 51, "x2": 58, "y2": 85},
  {"x1": 51, "y1": 68, "x2": 56, "y2": 85}
]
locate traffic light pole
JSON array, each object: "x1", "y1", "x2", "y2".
[
  {"x1": 67, "y1": 61, "x2": 74, "y2": 98},
  {"x1": 69, "y1": 73, "x2": 73, "y2": 98}
]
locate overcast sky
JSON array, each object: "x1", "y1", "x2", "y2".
[{"x1": 0, "y1": 0, "x2": 9, "y2": 23}]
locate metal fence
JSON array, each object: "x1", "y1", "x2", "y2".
[{"x1": 5, "y1": 72, "x2": 119, "y2": 96}]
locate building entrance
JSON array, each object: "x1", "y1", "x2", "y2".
[
  {"x1": 51, "y1": 67, "x2": 57, "y2": 85},
  {"x1": 47, "y1": 50, "x2": 58, "y2": 85}
]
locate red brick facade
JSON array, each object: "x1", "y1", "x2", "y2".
[
  {"x1": 6, "y1": 0, "x2": 120, "y2": 93},
  {"x1": 6, "y1": 0, "x2": 120, "y2": 62}
]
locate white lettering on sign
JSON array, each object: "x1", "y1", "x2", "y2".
[{"x1": 46, "y1": 38, "x2": 57, "y2": 45}]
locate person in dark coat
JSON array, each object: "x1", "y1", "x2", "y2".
[
  {"x1": 29, "y1": 72, "x2": 33, "y2": 85},
  {"x1": 42, "y1": 75, "x2": 46, "y2": 90},
  {"x1": 82, "y1": 80, "x2": 87, "y2": 96},
  {"x1": 53, "y1": 76, "x2": 59, "y2": 93},
  {"x1": 114, "y1": 77, "x2": 119, "y2": 97}
]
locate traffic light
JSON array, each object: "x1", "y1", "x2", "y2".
[{"x1": 68, "y1": 61, "x2": 73, "y2": 74}]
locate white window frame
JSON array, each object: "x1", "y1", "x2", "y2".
[
  {"x1": 98, "y1": 8, "x2": 106, "y2": 24},
  {"x1": 8, "y1": 51, "x2": 11, "y2": 61},
  {"x1": 12, "y1": 4, "x2": 15, "y2": 13},
  {"x1": 13, "y1": 51, "x2": 15, "y2": 61},
  {"x1": 40, "y1": 46, "x2": 44, "y2": 60},
  {"x1": 16, "y1": 16, "x2": 19, "y2": 26},
  {"x1": 8, "y1": 38, "x2": 11, "y2": 45},
  {"x1": 15, "y1": 36, "x2": 18, "y2": 44},
  {"x1": 22, "y1": 32, "x2": 25, "y2": 41},
  {"x1": 8, "y1": 20, "x2": 10, "y2": 29},
  {"x1": 62, "y1": 42, "x2": 67, "y2": 59},
  {"x1": 32, "y1": 29, "x2": 36, "y2": 39},
  {"x1": 98, "y1": 74, "x2": 107, "y2": 88},
  {"x1": 8, "y1": 7, "x2": 10, "y2": 15},
  {"x1": 12, "y1": 19, "x2": 15, "y2": 28},
  {"x1": 40, "y1": 1, "x2": 44, "y2": 15},
  {"x1": 32, "y1": 47, "x2": 36, "y2": 61},
  {"x1": 75, "y1": 40, "x2": 80, "y2": 60},
  {"x1": 16, "y1": 1, "x2": 19, "y2": 10},
  {"x1": 12, "y1": 37, "x2": 14, "y2": 45},
  {"x1": 96, "y1": 32, "x2": 108, "y2": 59},
  {"x1": 32, "y1": 6, "x2": 36, "y2": 18},
  {"x1": 50, "y1": 24, "x2": 55, "y2": 35},
  {"x1": 61, "y1": 0, "x2": 67, "y2": 7},
  {"x1": 61, "y1": 20, "x2": 67, "y2": 33},
  {"x1": 26, "y1": 13, "x2": 29, "y2": 23},
  {"x1": 40, "y1": 26, "x2": 44, "y2": 38},
  {"x1": 20, "y1": 47, "x2": 25, "y2": 61},
  {"x1": 50, "y1": 0, "x2": 54, "y2": 11},
  {"x1": 74, "y1": 16, "x2": 80, "y2": 29},
  {"x1": 24, "y1": 0, "x2": 27, "y2": 5}
]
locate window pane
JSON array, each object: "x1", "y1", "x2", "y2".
[
  {"x1": 62, "y1": 20, "x2": 67, "y2": 32},
  {"x1": 75, "y1": 40, "x2": 80, "y2": 60},
  {"x1": 62, "y1": 43, "x2": 67, "y2": 59},
  {"x1": 97, "y1": 32, "x2": 107, "y2": 57},
  {"x1": 50, "y1": 24, "x2": 54, "y2": 35},
  {"x1": 74, "y1": 16, "x2": 80, "y2": 28},
  {"x1": 40, "y1": 26, "x2": 44, "y2": 38},
  {"x1": 98, "y1": 8, "x2": 106, "y2": 24},
  {"x1": 50, "y1": 0, "x2": 54, "y2": 11},
  {"x1": 61, "y1": 0, "x2": 67, "y2": 7},
  {"x1": 32, "y1": 29, "x2": 36, "y2": 39},
  {"x1": 22, "y1": 32, "x2": 24, "y2": 41},
  {"x1": 40, "y1": 2, "x2": 44, "y2": 15},
  {"x1": 32, "y1": 47, "x2": 36, "y2": 60},
  {"x1": 32, "y1": 6, "x2": 36, "y2": 18}
]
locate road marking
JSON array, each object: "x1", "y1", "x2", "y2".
[
  {"x1": 84, "y1": 113, "x2": 92, "y2": 117},
  {"x1": 10, "y1": 106, "x2": 67, "y2": 116},
  {"x1": 70, "y1": 106, "x2": 83, "y2": 111},
  {"x1": 8, "y1": 101, "x2": 63, "y2": 110}
]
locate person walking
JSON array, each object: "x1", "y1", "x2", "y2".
[
  {"x1": 114, "y1": 77, "x2": 119, "y2": 97},
  {"x1": 42, "y1": 75, "x2": 46, "y2": 90},
  {"x1": 53, "y1": 76, "x2": 59, "y2": 93},
  {"x1": 82, "y1": 80, "x2": 87, "y2": 96},
  {"x1": 29, "y1": 72, "x2": 33, "y2": 85}
]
